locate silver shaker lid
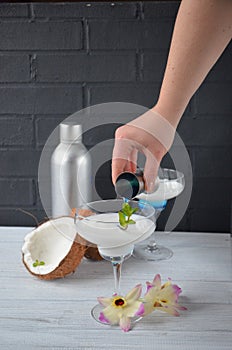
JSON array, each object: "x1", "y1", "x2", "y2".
[{"x1": 60, "y1": 123, "x2": 82, "y2": 143}]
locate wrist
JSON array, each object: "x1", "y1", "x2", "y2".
[
  {"x1": 151, "y1": 102, "x2": 184, "y2": 129},
  {"x1": 128, "y1": 109, "x2": 176, "y2": 153}
]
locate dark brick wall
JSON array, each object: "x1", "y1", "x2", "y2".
[{"x1": 0, "y1": 1, "x2": 231, "y2": 232}]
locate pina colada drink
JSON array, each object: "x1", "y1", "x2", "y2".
[
  {"x1": 137, "y1": 179, "x2": 184, "y2": 202},
  {"x1": 76, "y1": 213, "x2": 155, "y2": 258}
]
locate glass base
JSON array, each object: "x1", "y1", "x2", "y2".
[
  {"x1": 133, "y1": 242, "x2": 173, "y2": 261},
  {"x1": 91, "y1": 304, "x2": 142, "y2": 325}
]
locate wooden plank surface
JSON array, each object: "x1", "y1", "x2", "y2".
[{"x1": 0, "y1": 227, "x2": 231, "y2": 349}]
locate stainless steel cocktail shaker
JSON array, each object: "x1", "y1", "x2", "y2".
[
  {"x1": 51, "y1": 123, "x2": 91, "y2": 217},
  {"x1": 115, "y1": 170, "x2": 159, "y2": 200},
  {"x1": 115, "y1": 170, "x2": 144, "y2": 199}
]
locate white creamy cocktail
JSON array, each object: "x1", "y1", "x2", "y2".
[
  {"x1": 137, "y1": 179, "x2": 184, "y2": 202},
  {"x1": 76, "y1": 212, "x2": 155, "y2": 258}
]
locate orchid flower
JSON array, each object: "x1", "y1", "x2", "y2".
[
  {"x1": 97, "y1": 284, "x2": 144, "y2": 332},
  {"x1": 143, "y1": 274, "x2": 187, "y2": 317}
]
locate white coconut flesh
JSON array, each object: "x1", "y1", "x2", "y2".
[{"x1": 22, "y1": 217, "x2": 78, "y2": 275}]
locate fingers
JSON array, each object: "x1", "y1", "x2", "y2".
[
  {"x1": 112, "y1": 125, "x2": 145, "y2": 184},
  {"x1": 112, "y1": 120, "x2": 168, "y2": 192},
  {"x1": 143, "y1": 149, "x2": 160, "y2": 193},
  {"x1": 124, "y1": 149, "x2": 138, "y2": 173},
  {"x1": 112, "y1": 146, "x2": 138, "y2": 184},
  {"x1": 111, "y1": 158, "x2": 127, "y2": 185},
  {"x1": 112, "y1": 136, "x2": 134, "y2": 184}
]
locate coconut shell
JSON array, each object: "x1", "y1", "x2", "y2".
[
  {"x1": 84, "y1": 246, "x2": 103, "y2": 261},
  {"x1": 22, "y1": 233, "x2": 86, "y2": 280},
  {"x1": 22, "y1": 208, "x2": 103, "y2": 280},
  {"x1": 77, "y1": 208, "x2": 103, "y2": 261},
  {"x1": 77, "y1": 208, "x2": 96, "y2": 218}
]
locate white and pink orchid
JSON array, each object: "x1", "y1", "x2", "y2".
[
  {"x1": 97, "y1": 274, "x2": 186, "y2": 332},
  {"x1": 97, "y1": 284, "x2": 144, "y2": 332},
  {"x1": 143, "y1": 274, "x2": 187, "y2": 316}
]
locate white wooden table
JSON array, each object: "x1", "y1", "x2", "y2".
[{"x1": 0, "y1": 227, "x2": 231, "y2": 350}]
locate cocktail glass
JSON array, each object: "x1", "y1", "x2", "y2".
[
  {"x1": 133, "y1": 169, "x2": 185, "y2": 261},
  {"x1": 75, "y1": 199, "x2": 156, "y2": 324}
]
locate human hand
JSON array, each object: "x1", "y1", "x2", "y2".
[{"x1": 112, "y1": 110, "x2": 176, "y2": 192}]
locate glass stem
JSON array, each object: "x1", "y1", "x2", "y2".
[
  {"x1": 148, "y1": 238, "x2": 157, "y2": 246},
  {"x1": 147, "y1": 236, "x2": 158, "y2": 252},
  {"x1": 112, "y1": 260, "x2": 122, "y2": 294}
]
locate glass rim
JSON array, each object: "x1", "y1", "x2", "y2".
[
  {"x1": 76, "y1": 198, "x2": 156, "y2": 224},
  {"x1": 158, "y1": 168, "x2": 184, "y2": 181}
]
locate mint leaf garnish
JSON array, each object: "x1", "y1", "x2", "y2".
[
  {"x1": 33, "y1": 260, "x2": 45, "y2": 267},
  {"x1": 128, "y1": 219, "x2": 136, "y2": 224},
  {"x1": 119, "y1": 211, "x2": 127, "y2": 227},
  {"x1": 131, "y1": 208, "x2": 139, "y2": 214},
  {"x1": 33, "y1": 260, "x2": 39, "y2": 267},
  {"x1": 118, "y1": 203, "x2": 138, "y2": 229},
  {"x1": 122, "y1": 203, "x2": 131, "y2": 216}
]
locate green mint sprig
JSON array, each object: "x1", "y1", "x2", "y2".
[
  {"x1": 33, "y1": 260, "x2": 45, "y2": 267},
  {"x1": 118, "y1": 202, "x2": 138, "y2": 229}
]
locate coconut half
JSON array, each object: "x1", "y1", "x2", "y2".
[{"x1": 22, "y1": 217, "x2": 86, "y2": 280}]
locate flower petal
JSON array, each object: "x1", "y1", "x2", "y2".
[
  {"x1": 124, "y1": 301, "x2": 144, "y2": 317},
  {"x1": 144, "y1": 284, "x2": 160, "y2": 298},
  {"x1": 135, "y1": 303, "x2": 145, "y2": 317},
  {"x1": 97, "y1": 297, "x2": 112, "y2": 307},
  {"x1": 159, "y1": 306, "x2": 180, "y2": 317},
  {"x1": 161, "y1": 281, "x2": 171, "y2": 289},
  {"x1": 177, "y1": 305, "x2": 187, "y2": 311},
  {"x1": 172, "y1": 284, "x2": 182, "y2": 301},
  {"x1": 119, "y1": 315, "x2": 131, "y2": 332},
  {"x1": 125, "y1": 284, "x2": 142, "y2": 303},
  {"x1": 99, "y1": 312, "x2": 110, "y2": 324},
  {"x1": 102, "y1": 305, "x2": 120, "y2": 325},
  {"x1": 167, "y1": 291, "x2": 179, "y2": 303},
  {"x1": 142, "y1": 301, "x2": 155, "y2": 316},
  {"x1": 145, "y1": 282, "x2": 154, "y2": 294},
  {"x1": 152, "y1": 274, "x2": 161, "y2": 287}
]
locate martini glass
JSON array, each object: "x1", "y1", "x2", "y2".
[
  {"x1": 133, "y1": 169, "x2": 185, "y2": 261},
  {"x1": 75, "y1": 199, "x2": 156, "y2": 324}
]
